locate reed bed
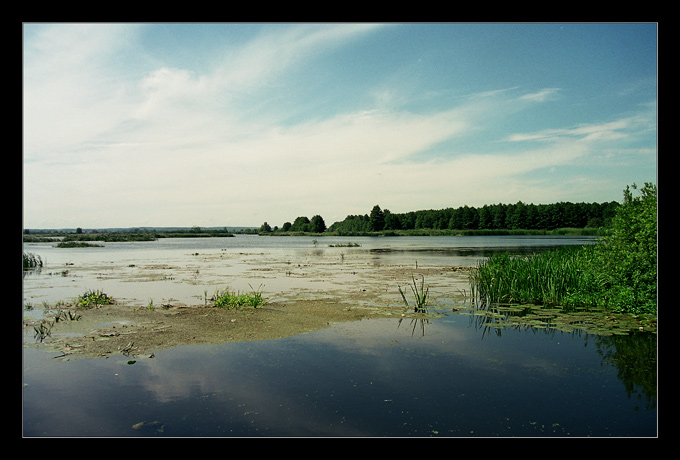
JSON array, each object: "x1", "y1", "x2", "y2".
[
  {"x1": 23, "y1": 252, "x2": 43, "y2": 270},
  {"x1": 469, "y1": 246, "x2": 592, "y2": 308}
]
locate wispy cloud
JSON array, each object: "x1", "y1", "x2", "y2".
[
  {"x1": 504, "y1": 111, "x2": 656, "y2": 145},
  {"x1": 23, "y1": 23, "x2": 656, "y2": 228}
]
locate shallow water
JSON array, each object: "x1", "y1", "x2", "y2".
[{"x1": 22, "y1": 235, "x2": 656, "y2": 437}]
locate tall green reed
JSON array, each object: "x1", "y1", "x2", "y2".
[
  {"x1": 398, "y1": 275, "x2": 430, "y2": 312},
  {"x1": 469, "y1": 246, "x2": 593, "y2": 308}
]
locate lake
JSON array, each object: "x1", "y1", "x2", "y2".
[{"x1": 22, "y1": 235, "x2": 657, "y2": 437}]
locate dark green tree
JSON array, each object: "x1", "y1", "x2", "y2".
[
  {"x1": 383, "y1": 209, "x2": 401, "y2": 230},
  {"x1": 370, "y1": 205, "x2": 385, "y2": 231},
  {"x1": 291, "y1": 216, "x2": 310, "y2": 232},
  {"x1": 309, "y1": 215, "x2": 326, "y2": 233}
]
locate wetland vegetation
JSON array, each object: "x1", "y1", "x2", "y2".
[{"x1": 469, "y1": 183, "x2": 657, "y2": 316}]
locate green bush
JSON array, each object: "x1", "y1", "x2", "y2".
[{"x1": 586, "y1": 183, "x2": 657, "y2": 314}]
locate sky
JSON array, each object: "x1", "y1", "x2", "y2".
[{"x1": 22, "y1": 23, "x2": 657, "y2": 229}]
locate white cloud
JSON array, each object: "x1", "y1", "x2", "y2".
[
  {"x1": 518, "y1": 88, "x2": 561, "y2": 102},
  {"x1": 504, "y1": 114, "x2": 654, "y2": 145},
  {"x1": 22, "y1": 24, "x2": 656, "y2": 228}
]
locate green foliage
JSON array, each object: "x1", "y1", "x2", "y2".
[
  {"x1": 398, "y1": 275, "x2": 430, "y2": 312},
  {"x1": 469, "y1": 246, "x2": 588, "y2": 307},
  {"x1": 76, "y1": 289, "x2": 114, "y2": 308},
  {"x1": 369, "y1": 205, "x2": 385, "y2": 231},
  {"x1": 328, "y1": 200, "x2": 619, "y2": 233},
  {"x1": 469, "y1": 183, "x2": 657, "y2": 315},
  {"x1": 585, "y1": 183, "x2": 657, "y2": 314},
  {"x1": 309, "y1": 215, "x2": 326, "y2": 233},
  {"x1": 23, "y1": 252, "x2": 43, "y2": 270},
  {"x1": 290, "y1": 216, "x2": 311, "y2": 232},
  {"x1": 211, "y1": 285, "x2": 268, "y2": 309}
]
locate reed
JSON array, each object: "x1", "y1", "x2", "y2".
[
  {"x1": 23, "y1": 252, "x2": 43, "y2": 270},
  {"x1": 469, "y1": 246, "x2": 591, "y2": 308},
  {"x1": 398, "y1": 275, "x2": 430, "y2": 312}
]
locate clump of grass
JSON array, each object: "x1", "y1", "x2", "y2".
[
  {"x1": 23, "y1": 252, "x2": 43, "y2": 270},
  {"x1": 56, "y1": 309, "x2": 82, "y2": 322},
  {"x1": 211, "y1": 285, "x2": 268, "y2": 309},
  {"x1": 76, "y1": 289, "x2": 114, "y2": 308},
  {"x1": 328, "y1": 242, "x2": 361, "y2": 247},
  {"x1": 398, "y1": 275, "x2": 430, "y2": 313},
  {"x1": 33, "y1": 320, "x2": 53, "y2": 341},
  {"x1": 469, "y1": 246, "x2": 586, "y2": 308}
]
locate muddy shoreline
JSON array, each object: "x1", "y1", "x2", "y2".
[
  {"x1": 24, "y1": 297, "x2": 413, "y2": 360},
  {"x1": 24, "y1": 262, "x2": 471, "y2": 360}
]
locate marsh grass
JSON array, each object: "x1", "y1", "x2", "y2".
[
  {"x1": 211, "y1": 284, "x2": 268, "y2": 309},
  {"x1": 23, "y1": 252, "x2": 43, "y2": 270},
  {"x1": 469, "y1": 246, "x2": 590, "y2": 308},
  {"x1": 398, "y1": 275, "x2": 430, "y2": 313},
  {"x1": 33, "y1": 320, "x2": 53, "y2": 342},
  {"x1": 56, "y1": 241, "x2": 104, "y2": 248}
]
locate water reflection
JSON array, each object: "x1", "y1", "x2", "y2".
[{"x1": 23, "y1": 310, "x2": 656, "y2": 437}]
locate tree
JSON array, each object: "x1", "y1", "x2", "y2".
[
  {"x1": 383, "y1": 209, "x2": 401, "y2": 230},
  {"x1": 281, "y1": 222, "x2": 292, "y2": 232},
  {"x1": 369, "y1": 205, "x2": 385, "y2": 231},
  {"x1": 259, "y1": 222, "x2": 272, "y2": 233},
  {"x1": 291, "y1": 216, "x2": 310, "y2": 232},
  {"x1": 309, "y1": 215, "x2": 326, "y2": 233}
]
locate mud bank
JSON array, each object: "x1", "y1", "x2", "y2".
[{"x1": 24, "y1": 265, "x2": 471, "y2": 360}]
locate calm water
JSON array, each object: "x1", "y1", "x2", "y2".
[{"x1": 22, "y1": 235, "x2": 657, "y2": 437}]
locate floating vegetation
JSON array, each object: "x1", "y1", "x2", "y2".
[
  {"x1": 76, "y1": 289, "x2": 114, "y2": 308},
  {"x1": 211, "y1": 285, "x2": 268, "y2": 309},
  {"x1": 471, "y1": 301, "x2": 656, "y2": 337},
  {"x1": 328, "y1": 242, "x2": 361, "y2": 247}
]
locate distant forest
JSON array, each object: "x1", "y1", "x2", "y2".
[{"x1": 323, "y1": 201, "x2": 620, "y2": 235}]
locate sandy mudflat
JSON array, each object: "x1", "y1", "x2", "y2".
[{"x1": 24, "y1": 253, "x2": 472, "y2": 359}]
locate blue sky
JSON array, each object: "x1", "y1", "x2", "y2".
[{"x1": 23, "y1": 23, "x2": 657, "y2": 229}]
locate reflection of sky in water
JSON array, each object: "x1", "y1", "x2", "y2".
[{"x1": 23, "y1": 315, "x2": 656, "y2": 437}]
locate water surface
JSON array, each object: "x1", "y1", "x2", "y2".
[{"x1": 23, "y1": 235, "x2": 656, "y2": 437}]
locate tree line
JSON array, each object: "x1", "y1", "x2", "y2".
[{"x1": 263, "y1": 200, "x2": 620, "y2": 235}]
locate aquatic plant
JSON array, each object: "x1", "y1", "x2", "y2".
[
  {"x1": 56, "y1": 241, "x2": 104, "y2": 248},
  {"x1": 211, "y1": 285, "x2": 268, "y2": 309},
  {"x1": 23, "y1": 252, "x2": 43, "y2": 270},
  {"x1": 55, "y1": 309, "x2": 82, "y2": 322},
  {"x1": 33, "y1": 320, "x2": 53, "y2": 341},
  {"x1": 398, "y1": 275, "x2": 430, "y2": 313},
  {"x1": 469, "y1": 246, "x2": 587, "y2": 307},
  {"x1": 76, "y1": 289, "x2": 114, "y2": 308}
]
